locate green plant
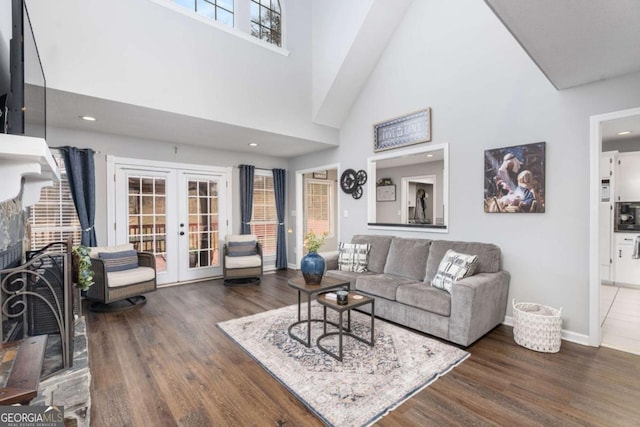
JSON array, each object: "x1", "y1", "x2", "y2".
[
  {"x1": 73, "y1": 245, "x2": 94, "y2": 291},
  {"x1": 304, "y1": 231, "x2": 328, "y2": 253}
]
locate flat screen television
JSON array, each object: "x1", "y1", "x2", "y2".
[{"x1": 1, "y1": 0, "x2": 46, "y2": 138}]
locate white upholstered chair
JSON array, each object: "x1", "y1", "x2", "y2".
[
  {"x1": 86, "y1": 243, "x2": 157, "y2": 312},
  {"x1": 223, "y1": 234, "x2": 263, "y2": 286}
]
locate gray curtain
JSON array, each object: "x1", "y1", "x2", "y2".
[
  {"x1": 61, "y1": 146, "x2": 97, "y2": 246},
  {"x1": 272, "y1": 168, "x2": 287, "y2": 269},
  {"x1": 239, "y1": 164, "x2": 255, "y2": 235}
]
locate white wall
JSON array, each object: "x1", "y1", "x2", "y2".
[
  {"x1": 25, "y1": 0, "x2": 336, "y2": 145},
  {"x1": 290, "y1": 0, "x2": 640, "y2": 337},
  {"x1": 311, "y1": 0, "x2": 372, "y2": 117},
  {"x1": 46, "y1": 126, "x2": 287, "y2": 245}
]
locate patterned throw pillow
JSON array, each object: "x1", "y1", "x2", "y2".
[
  {"x1": 338, "y1": 242, "x2": 371, "y2": 272},
  {"x1": 98, "y1": 250, "x2": 139, "y2": 272},
  {"x1": 227, "y1": 241, "x2": 257, "y2": 257},
  {"x1": 431, "y1": 249, "x2": 478, "y2": 294}
]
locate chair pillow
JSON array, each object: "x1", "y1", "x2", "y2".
[
  {"x1": 338, "y1": 242, "x2": 371, "y2": 272},
  {"x1": 431, "y1": 249, "x2": 478, "y2": 294},
  {"x1": 227, "y1": 240, "x2": 257, "y2": 257},
  {"x1": 99, "y1": 250, "x2": 139, "y2": 272}
]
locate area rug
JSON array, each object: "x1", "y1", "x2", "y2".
[{"x1": 217, "y1": 302, "x2": 469, "y2": 427}]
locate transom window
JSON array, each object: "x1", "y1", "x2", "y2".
[
  {"x1": 250, "y1": 0, "x2": 282, "y2": 47},
  {"x1": 174, "y1": 0, "x2": 234, "y2": 27}
]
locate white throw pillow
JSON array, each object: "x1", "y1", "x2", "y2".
[
  {"x1": 431, "y1": 249, "x2": 478, "y2": 294},
  {"x1": 338, "y1": 242, "x2": 371, "y2": 273}
]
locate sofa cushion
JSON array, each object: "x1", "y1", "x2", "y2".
[
  {"x1": 107, "y1": 266, "x2": 155, "y2": 288},
  {"x1": 338, "y1": 242, "x2": 371, "y2": 272},
  {"x1": 355, "y1": 274, "x2": 417, "y2": 301},
  {"x1": 225, "y1": 254, "x2": 262, "y2": 268},
  {"x1": 396, "y1": 283, "x2": 451, "y2": 317},
  {"x1": 383, "y1": 237, "x2": 431, "y2": 281},
  {"x1": 351, "y1": 235, "x2": 393, "y2": 273},
  {"x1": 325, "y1": 269, "x2": 368, "y2": 289},
  {"x1": 99, "y1": 250, "x2": 139, "y2": 272},
  {"x1": 425, "y1": 240, "x2": 501, "y2": 283},
  {"x1": 431, "y1": 250, "x2": 478, "y2": 294},
  {"x1": 227, "y1": 240, "x2": 257, "y2": 257}
]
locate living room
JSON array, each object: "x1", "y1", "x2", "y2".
[{"x1": 1, "y1": 0, "x2": 640, "y2": 425}]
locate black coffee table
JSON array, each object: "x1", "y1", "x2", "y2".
[
  {"x1": 287, "y1": 276, "x2": 350, "y2": 347},
  {"x1": 316, "y1": 291, "x2": 374, "y2": 361}
]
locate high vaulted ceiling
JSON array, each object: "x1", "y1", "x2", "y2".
[{"x1": 485, "y1": 0, "x2": 640, "y2": 90}]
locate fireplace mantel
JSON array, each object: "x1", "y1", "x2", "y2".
[{"x1": 0, "y1": 134, "x2": 60, "y2": 208}]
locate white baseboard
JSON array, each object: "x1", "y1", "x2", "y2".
[
  {"x1": 503, "y1": 316, "x2": 591, "y2": 347},
  {"x1": 288, "y1": 263, "x2": 298, "y2": 270}
]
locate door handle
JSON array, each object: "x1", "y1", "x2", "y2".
[
  {"x1": 619, "y1": 250, "x2": 622, "y2": 257},
  {"x1": 179, "y1": 231, "x2": 185, "y2": 236}
]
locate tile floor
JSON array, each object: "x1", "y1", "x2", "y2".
[{"x1": 600, "y1": 284, "x2": 640, "y2": 355}]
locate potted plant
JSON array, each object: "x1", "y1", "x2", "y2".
[
  {"x1": 72, "y1": 245, "x2": 94, "y2": 291},
  {"x1": 301, "y1": 231, "x2": 328, "y2": 285}
]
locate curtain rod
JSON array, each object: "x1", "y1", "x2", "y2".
[{"x1": 237, "y1": 165, "x2": 280, "y2": 171}]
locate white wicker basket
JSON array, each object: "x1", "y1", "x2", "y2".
[{"x1": 512, "y1": 299, "x2": 562, "y2": 353}]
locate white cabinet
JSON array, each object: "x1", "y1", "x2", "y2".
[
  {"x1": 616, "y1": 152, "x2": 640, "y2": 202},
  {"x1": 614, "y1": 233, "x2": 640, "y2": 286}
]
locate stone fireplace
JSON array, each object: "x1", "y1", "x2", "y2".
[{"x1": 0, "y1": 140, "x2": 90, "y2": 426}]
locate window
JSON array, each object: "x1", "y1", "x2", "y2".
[
  {"x1": 250, "y1": 0, "x2": 282, "y2": 47},
  {"x1": 251, "y1": 172, "x2": 277, "y2": 257},
  {"x1": 304, "y1": 179, "x2": 334, "y2": 237},
  {"x1": 174, "y1": 0, "x2": 234, "y2": 27},
  {"x1": 29, "y1": 151, "x2": 82, "y2": 250}
]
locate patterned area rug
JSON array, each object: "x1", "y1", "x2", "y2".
[{"x1": 217, "y1": 302, "x2": 469, "y2": 427}]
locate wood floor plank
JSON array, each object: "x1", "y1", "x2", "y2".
[{"x1": 86, "y1": 270, "x2": 640, "y2": 426}]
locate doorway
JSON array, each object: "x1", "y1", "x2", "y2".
[
  {"x1": 108, "y1": 157, "x2": 231, "y2": 285},
  {"x1": 295, "y1": 164, "x2": 340, "y2": 267},
  {"x1": 590, "y1": 107, "x2": 640, "y2": 353}
]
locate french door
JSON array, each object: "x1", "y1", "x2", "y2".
[{"x1": 110, "y1": 159, "x2": 230, "y2": 285}]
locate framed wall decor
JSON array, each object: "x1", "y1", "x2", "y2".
[
  {"x1": 312, "y1": 170, "x2": 327, "y2": 179},
  {"x1": 376, "y1": 185, "x2": 396, "y2": 202},
  {"x1": 484, "y1": 142, "x2": 546, "y2": 213},
  {"x1": 373, "y1": 108, "x2": 431, "y2": 152}
]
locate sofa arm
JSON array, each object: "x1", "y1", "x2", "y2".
[
  {"x1": 137, "y1": 252, "x2": 156, "y2": 269},
  {"x1": 449, "y1": 271, "x2": 510, "y2": 346},
  {"x1": 86, "y1": 257, "x2": 108, "y2": 301},
  {"x1": 319, "y1": 250, "x2": 339, "y2": 271}
]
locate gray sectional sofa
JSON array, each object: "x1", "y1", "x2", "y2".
[{"x1": 323, "y1": 235, "x2": 510, "y2": 346}]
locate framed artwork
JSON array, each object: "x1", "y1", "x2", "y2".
[
  {"x1": 312, "y1": 170, "x2": 327, "y2": 179},
  {"x1": 484, "y1": 142, "x2": 546, "y2": 213},
  {"x1": 376, "y1": 185, "x2": 396, "y2": 202},
  {"x1": 373, "y1": 108, "x2": 431, "y2": 152}
]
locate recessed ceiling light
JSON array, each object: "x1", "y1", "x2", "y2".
[
  {"x1": 248, "y1": 143, "x2": 258, "y2": 147},
  {"x1": 80, "y1": 116, "x2": 96, "y2": 122},
  {"x1": 426, "y1": 154, "x2": 434, "y2": 158},
  {"x1": 617, "y1": 130, "x2": 632, "y2": 136}
]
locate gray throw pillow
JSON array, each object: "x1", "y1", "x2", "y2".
[
  {"x1": 98, "y1": 250, "x2": 139, "y2": 272},
  {"x1": 227, "y1": 241, "x2": 257, "y2": 257}
]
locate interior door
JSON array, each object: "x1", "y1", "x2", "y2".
[{"x1": 178, "y1": 172, "x2": 227, "y2": 282}]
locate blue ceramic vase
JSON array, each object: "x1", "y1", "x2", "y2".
[{"x1": 301, "y1": 251, "x2": 325, "y2": 285}]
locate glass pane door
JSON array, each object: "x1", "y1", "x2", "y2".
[
  {"x1": 179, "y1": 173, "x2": 226, "y2": 281},
  {"x1": 127, "y1": 175, "x2": 167, "y2": 272}
]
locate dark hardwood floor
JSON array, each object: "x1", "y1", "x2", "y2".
[{"x1": 86, "y1": 270, "x2": 640, "y2": 426}]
